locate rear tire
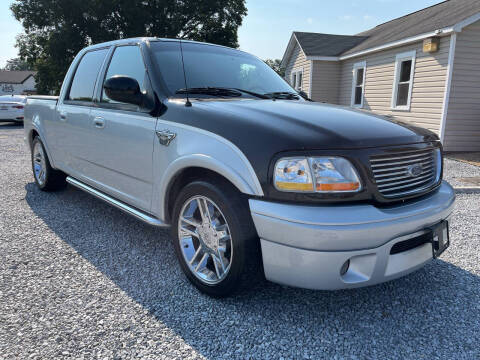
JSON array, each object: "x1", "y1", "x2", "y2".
[
  {"x1": 31, "y1": 136, "x2": 66, "y2": 191},
  {"x1": 171, "y1": 178, "x2": 261, "y2": 297}
]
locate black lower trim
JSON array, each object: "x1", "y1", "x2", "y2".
[{"x1": 390, "y1": 232, "x2": 431, "y2": 255}]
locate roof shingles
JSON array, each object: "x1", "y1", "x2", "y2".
[
  {"x1": 290, "y1": 0, "x2": 480, "y2": 59},
  {"x1": 294, "y1": 32, "x2": 367, "y2": 57},
  {"x1": 0, "y1": 71, "x2": 36, "y2": 84},
  {"x1": 344, "y1": 0, "x2": 480, "y2": 56}
]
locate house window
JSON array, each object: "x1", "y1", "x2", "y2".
[
  {"x1": 291, "y1": 68, "x2": 303, "y2": 91},
  {"x1": 392, "y1": 50, "x2": 416, "y2": 110},
  {"x1": 351, "y1": 61, "x2": 366, "y2": 107}
]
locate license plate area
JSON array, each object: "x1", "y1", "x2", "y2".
[{"x1": 430, "y1": 221, "x2": 450, "y2": 258}]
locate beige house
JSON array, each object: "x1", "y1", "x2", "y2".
[{"x1": 281, "y1": 0, "x2": 480, "y2": 151}]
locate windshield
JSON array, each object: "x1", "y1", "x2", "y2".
[{"x1": 151, "y1": 41, "x2": 295, "y2": 98}]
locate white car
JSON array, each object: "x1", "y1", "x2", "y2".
[{"x1": 0, "y1": 95, "x2": 27, "y2": 123}]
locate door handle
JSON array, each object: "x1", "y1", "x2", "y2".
[
  {"x1": 93, "y1": 117, "x2": 105, "y2": 129},
  {"x1": 59, "y1": 112, "x2": 67, "y2": 121}
]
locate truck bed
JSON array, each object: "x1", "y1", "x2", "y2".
[
  {"x1": 27, "y1": 95, "x2": 59, "y2": 103},
  {"x1": 24, "y1": 96, "x2": 59, "y2": 142}
]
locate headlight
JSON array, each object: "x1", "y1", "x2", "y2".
[{"x1": 274, "y1": 157, "x2": 362, "y2": 193}]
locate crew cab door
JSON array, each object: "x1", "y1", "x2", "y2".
[
  {"x1": 88, "y1": 44, "x2": 156, "y2": 212},
  {"x1": 53, "y1": 48, "x2": 109, "y2": 171}
]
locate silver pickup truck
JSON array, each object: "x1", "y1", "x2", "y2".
[{"x1": 25, "y1": 38, "x2": 455, "y2": 297}]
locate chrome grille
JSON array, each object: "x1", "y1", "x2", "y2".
[{"x1": 370, "y1": 148, "x2": 439, "y2": 198}]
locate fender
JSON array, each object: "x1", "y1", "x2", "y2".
[
  {"x1": 150, "y1": 118, "x2": 264, "y2": 222},
  {"x1": 164, "y1": 154, "x2": 257, "y2": 194},
  {"x1": 153, "y1": 154, "x2": 261, "y2": 222}
]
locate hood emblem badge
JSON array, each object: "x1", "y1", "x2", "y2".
[
  {"x1": 406, "y1": 163, "x2": 423, "y2": 178},
  {"x1": 156, "y1": 129, "x2": 176, "y2": 146}
]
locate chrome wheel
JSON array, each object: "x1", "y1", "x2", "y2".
[
  {"x1": 33, "y1": 141, "x2": 47, "y2": 186},
  {"x1": 178, "y1": 195, "x2": 233, "y2": 285}
]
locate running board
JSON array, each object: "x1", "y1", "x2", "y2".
[{"x1": 66, "y1": 176, "x2": 168, "y2": 227}]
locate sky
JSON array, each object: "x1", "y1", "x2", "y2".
[{"x1": 0, "y1": 0, "x2": 443, "y2": 68}]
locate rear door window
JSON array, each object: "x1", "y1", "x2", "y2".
[{"x1": 67, "y1": 48, "x2": 108, "y2": 102}]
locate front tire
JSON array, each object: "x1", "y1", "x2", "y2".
[
  {"x1": 31, "y1": 136, "x2": 66, "y2": 191},
  {"x1": 171, "y1": 179, "x2": 260, "y2": 297}
]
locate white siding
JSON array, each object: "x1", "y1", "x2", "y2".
[
  {"x1": 284, "y1": 43, "x2": 311, "y2": 95},
  {"x1": 338, "y1": 37, "x2": 451, "y2": 134},
  {"x1": 444, "y1": 22, "x2": 480, "y2": 151},
  {"x1": 0, "y1": 76, "x2": 36, "y2": 95},
  {"x1": 310, "y1": 60, "x2": 341, "y2": 103}
]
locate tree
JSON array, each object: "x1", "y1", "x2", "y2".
[
  {"x1": 11, "y1": 0, "x2": 247, "y2": 94},
  {"x1": 3, "y1": 57, "x2": 31, "y2": 71},
  {"x1": 265, "y1": 59, "x2": 285, "y2": 78}
]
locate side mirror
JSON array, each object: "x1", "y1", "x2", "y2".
[{"x1": 103, "y1": 75, "x2": 144, "y2": 106}]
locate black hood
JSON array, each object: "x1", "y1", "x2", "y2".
[
  {"x1": 194, "y1": 100, "x2": 437, "y2": 149},
  {"x1": 165, "y1": 98, "x2": 440, "y2": 197}
]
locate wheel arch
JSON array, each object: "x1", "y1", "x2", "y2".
[
  {"x1": 28, "y1": 128, "x2": 40, "y2": 149},
  {"x1": 155, "y1": 155, "x2": 261, "y2": 223},
  {"x1": 27, "y1": 116, "x2": 57, "y2": 169}
]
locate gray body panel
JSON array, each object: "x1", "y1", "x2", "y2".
[{"x1": 25, "y1": 102, "x2": 262, "y2": 221}]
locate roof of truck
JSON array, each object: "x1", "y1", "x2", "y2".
[{"x1": 84, "y1": 37, "x2": 233, "y2": 51}]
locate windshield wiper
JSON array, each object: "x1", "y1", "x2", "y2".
[
  {"x1": 263, "y1": 92, "x2": 300, "y2": 100},
  {"x1": 230, "y1": 88, "x2": 271, "y2": 99},
  {"x1": 176, "y1": 87, "x2": 242, "y2": 97},
  {"x1": 175, "y1": 87, "x2": 270, "y2": 99}
]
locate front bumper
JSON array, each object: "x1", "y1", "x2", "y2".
[{"x1": 250, "y1": 181, "x2": 455, "y2": 290}]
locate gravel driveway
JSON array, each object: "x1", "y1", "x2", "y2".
[{"x1": 1, "y1": 123, "x2": 479, "y2": 359}]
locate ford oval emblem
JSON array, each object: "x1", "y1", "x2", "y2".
[{"x1": 406, "y1": 164, "x2": 423, "y2": 177}]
